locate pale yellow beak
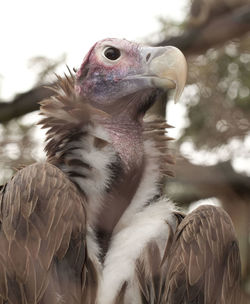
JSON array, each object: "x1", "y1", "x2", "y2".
[{"x1": 147, "y1": 46, "x2": 187, "y2": 102}]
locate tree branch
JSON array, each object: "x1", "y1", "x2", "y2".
[
  {"x1": 0, "y1": 86, "x2": 53, "y2": 123},
  {"x1": 167, "y1": 158, "x2": 250, "y2": 205},
  {"x1": 156, "y1": 4, "x2": 250, "y2": 55}
]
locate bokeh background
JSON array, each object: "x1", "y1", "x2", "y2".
[{"x1": 0, "y1": 0, "x2": 249, "y2": 300}]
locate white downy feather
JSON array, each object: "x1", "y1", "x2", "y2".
[{"x1": 97, "y1": 199, "x2": 177, "y2": 304}]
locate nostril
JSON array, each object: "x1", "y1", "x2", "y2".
[{"x1": 146, "y1": 53, "x2": 151, "y2": 62}]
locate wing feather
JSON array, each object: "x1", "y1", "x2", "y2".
[
  {"x1": 164, "y1": 205, "x2": 241, "y2": 304},
  {"x1": 135, "y1": 206, "x2": 241, "y2": 304},
  {"x1": 0, "y1": 162, "x2": 88, "y2": 304}
]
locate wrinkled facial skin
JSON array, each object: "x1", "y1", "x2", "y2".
[
  {"x1": 75, "y1": 38, "x2": 159, "y2": 117},
  {"x1": 75, "y1": 38, "x2": 187, "y2": 120},
  {"x1": 76, "y1": 39, "x2": 142, "y2": 99}
]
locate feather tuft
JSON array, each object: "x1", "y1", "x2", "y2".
[
  {"x1": 143, "y1": 118, "x2": 175, "y2": 177},
  {"x1": 39, "y1": 69, "x2": 109, "y2": 163}
]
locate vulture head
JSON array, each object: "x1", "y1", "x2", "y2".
[
  {"x1": 75, "y1": 38, "x2": 187, "y2": 121},
  {"x1": 72, "y1": 38, "x2": 187, "y2": 168}
]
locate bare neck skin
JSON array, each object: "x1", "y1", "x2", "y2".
[{"x1": 95, "y1": 115, "x2": 145, "y2": 258}]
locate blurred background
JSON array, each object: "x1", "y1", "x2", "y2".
[{"x1": 0, "y1": 0, "x2": 249, "y2": 300}]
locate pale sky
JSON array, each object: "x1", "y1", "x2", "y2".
[{"x1": 0, "y1": 0, "x2": 187, "y2": 99}]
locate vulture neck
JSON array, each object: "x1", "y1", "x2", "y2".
[
  {"x1": 40, "y1": 74, "x2": 171, "y2": 259},
  {"x1": 101, "y1": 117, "x2": 144, "y2": 169},
  {"x1": 95, "y1": 117, "x2": 145, "y2": 256},
  {"x1": 43, "y1": 111, "x2": 171, "y2": 258}
]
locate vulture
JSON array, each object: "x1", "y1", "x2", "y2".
[{"x1": 0, "y1": 38, "x2": 241, "y2": 304}]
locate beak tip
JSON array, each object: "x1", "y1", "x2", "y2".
[
  {"x1": 168, "y1": 47, "x2": 187, "y2": 103},
  {"x1": 148, "y1": 45, "x2": 187, "y2": 102}
]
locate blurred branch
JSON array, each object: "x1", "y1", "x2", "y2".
[
  {"x1": 168, "y1": 157, "x2": 250, "y2": 204},
  {"x1": 156, "y1": 4, "x2": 250, "y2": 55},
  {"x1": 0, "y1": 86, "x2": 53, "y2": 123},
  {"x1": 0, "y1": 54, "x2": 66, "y2": 123}
]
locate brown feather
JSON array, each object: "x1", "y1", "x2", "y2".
[
  {"x1": 143, "y1": 118, "x2": 175, "y2": 177},
  {"x1": 135, "y1": 218, "x2": 181, "y2": 304},
  {"x1": 82, "y1": 257, "x2": 99, "y2": 304},
  {"x1": 134, "y1": 206, "x2": 241, "y2": 303},
  {"x1": 39, "y1": 71, "x2": 110, "y2": 172},
  {"x1": 0, "y1": 163, "x2": 88, "y2": 303},
  {"x1": 114, "y1": 282, "x2": 128, "y2": 304},
  {"x1": 162, "y1": 205, "x2": 241, "y2": 304}
]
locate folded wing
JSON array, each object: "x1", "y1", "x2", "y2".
[
  {"x1": 0, "y1": 162, "x2": 91, "y2": 304},
  {"x1": 164, "y1": 205, "x2": 241, "y2": 303},
  {"x1": 136, "y1": 205, "x2": 241, "y2": 304}
]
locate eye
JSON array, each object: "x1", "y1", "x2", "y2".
[{"x1": 103, "y1": 47, "x2": 121, "y2": 61}]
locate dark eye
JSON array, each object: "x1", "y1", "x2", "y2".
[{"x1": 104, "y1": 47, "x2": 121, "y2": 61}]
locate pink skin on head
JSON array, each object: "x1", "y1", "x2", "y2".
[
  {"x1": 75, "y1": 38, "x2": 160, "y2": 169},
  {"x1": 76, "y1": 43, "x2": 97, "y2": 82},
  {"x1": 75, "y1": 38, "x2": 143, "y2": 103}
]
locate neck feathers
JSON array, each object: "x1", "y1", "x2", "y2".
[
  {"x1": 39, "y1": 71, "x2": 175, "y2": 223},
  {"x1": 39, "y1": 71, "x2": 109, "y2": 162}
]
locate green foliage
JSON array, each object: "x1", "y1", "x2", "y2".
[{"x1": 180, "y1": 38, "x2": 250, "y2": 148}]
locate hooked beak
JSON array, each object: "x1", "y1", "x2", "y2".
[{"x1": 142, "y1": 45, "x2": 187, "y2": 102}]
